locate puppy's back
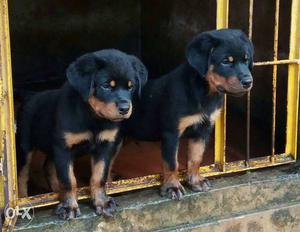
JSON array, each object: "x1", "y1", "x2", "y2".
[{"x1": 17, "y1": 89, "x2": 61, "y2": 167}]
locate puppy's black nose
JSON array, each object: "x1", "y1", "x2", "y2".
[
  {"x1": 241, "y1": 80, "x2": 253, "y2": 89},
  {"x1": 117, "y1": 101, "x2": 130, "y2": 115}
]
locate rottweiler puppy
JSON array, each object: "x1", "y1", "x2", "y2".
[
  {"x1": 16, "y1": 49, "x2": 147, "y2": 219},
  {"x1": 124, "y1": 29, "x2": 254, "y2": 199}
]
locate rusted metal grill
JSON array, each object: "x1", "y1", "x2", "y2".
[{"x1": 0, "y1": 0, "x2": 299, "y2": 228}]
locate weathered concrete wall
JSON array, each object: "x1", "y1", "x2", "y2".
[
  {"x1": 14, "y1": 165, "x2": 300, "y2": 231},
  {"x1": 172, "y1": 204, "x2": 300, "y2": 232}
]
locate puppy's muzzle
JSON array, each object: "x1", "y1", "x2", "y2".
[
  {"x1": 240, "y1": 78, "x2": 253, "y2": 90},
  {"x1": 117, "y1": 100, "x2": 130, "y2": 115}
]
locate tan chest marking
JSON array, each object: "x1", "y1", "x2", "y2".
[
  {"x1": 64, "y1": 131, "x2": 93, "y2": 148},
  {"x1": 97, "y1": 128, "x2": 118, "y2": 142},
  {"x1": 210, "y1": 109, "x2": 222, "y2": 124},
  {"x1": 178, "y1": 113, "x2": 205, "y2": 135}
]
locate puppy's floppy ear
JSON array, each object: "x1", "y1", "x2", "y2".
[
  {"x1": 129, "y1": 55, "x2": 148, "y2": 97},
  {"x1": 186, "y1": 32, "x2": 217, "y2": 77},
  {"x1": 66, "y1": 53, "x2": 104, "y2": 100}
]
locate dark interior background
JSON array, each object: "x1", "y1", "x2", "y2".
[{"x1": 8, "y1": 0, "x2": 292, "y2": 194}]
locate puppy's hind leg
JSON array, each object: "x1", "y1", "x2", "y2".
[
  {"x1": 44, "y1": 158, "x2": 60, "y2": 193},
  {"x1": 160, "y1": 132, "x2": 186, "y2": 200},
  {"x1": 17, "y1": 150, "x2": 33, "y2": 197}
]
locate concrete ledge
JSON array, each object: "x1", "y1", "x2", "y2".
[
  {"x1": 15, "y1": 164, "x2": 300, "y2": 231},
  {"x1": 166, "y1": 202, "x2": 300, "y2": 231}
]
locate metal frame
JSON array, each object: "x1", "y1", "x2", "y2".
[
  {"x1": 0, "y1": 0, "x2": 18, "y2": 230},
  {"x1": 0, "y1": 0, "x2": 299, "y2": 226}
]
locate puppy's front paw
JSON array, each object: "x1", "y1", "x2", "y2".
[
  {"x1": 55, "y1": 198, "x2": 81, "y2": 220},
  {"x1": 161, "y1": 181, "x2": 186, "y2": 200},
  {"x1": 93, "y1": 194, "x2": 117, "y2": 217},
  {"x1": 188, "y1": 174, "x2": 211, "y2": 192}
]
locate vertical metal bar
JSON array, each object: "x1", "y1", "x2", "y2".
[
  {"x1": 285, "y1": 0, "x2": 300, "y2": 159},
  {"x1": 245, "y1": 0, "x2": 254, "y2": 167},
  {"x1": 0, "y1": 0, "x2": 18, "y2": 229},
  {"x1": 215, "y1": 0, "x2": 229, "y2": 171},
  {"x1": 271, "y1": 0, "x2": 280, "y2": 162}
]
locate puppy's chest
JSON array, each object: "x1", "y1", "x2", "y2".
[
  {"x1": 178, "y1": 108, "x2": 221, "y2": 135},
  {"x1": 63, "y1": 128, "x2": 119, "y2": 149}
]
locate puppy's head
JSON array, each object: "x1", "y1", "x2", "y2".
[
  {"x1": 186, "y1": 29, "x2": 254, "y2": 96},
  {"x1": 66, "y1": 49, "x2": 148, "y2": 121}
]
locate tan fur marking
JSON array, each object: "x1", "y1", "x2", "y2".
[
  {"x1": 97, "y1": 128, "x2": 118, "y2": 142},
  {"x1": 45, "y1": 161, "x2": 60, "y2": 192},
  {"x1": 88, "y1": 96, "x2": 132, "y2": 121},
  {"x1": 90, "y1": 159, "x2": 105, "y2": 202},
  {"x1": 59, "y1": 164, "x2": 78, "y2": 208},
  {"x1": 178, "y1": 113, "x2": 205, "y2": 135},
  {"x1": 128, "y1": 80, "x2": 133, "y2": 88},
  {"x1": 69, "y1": 164, "x2": 77, "y2": 192},
  {"x1": 228, "y1": 56, "x2": 234, "y2": 62},
  {"x1": 162, "y1": 161, "x2": 179, "y2": 187},
  {"x1": 110, "y1": 80, "x2": 116, "y2": 87},
  {"x1": 206, "y1": 65, "x2": 244, "y2": 94},
  {"x1": 108, "y1": 141, "x2": 123, "y2": 182},
  {"x1": 18, "y1": 152, "x2": 33, "y2": 197},
  {"x1": 210, "y1": 109, "x2": 221, "y2": 124},
  {"x1": 206, "y1": 65, "x2": 227, "y2": 93},
  {"x1": 64, "y1": 131, "x2": 92, "y2": 148},
  {"x1": 187, "y1": 139, "x2": 205, "y2": 178}
]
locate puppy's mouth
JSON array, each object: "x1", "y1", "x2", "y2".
[
  {"x1": 93, "y1": 111, "x2": 123, "y2": 121},
  {"x1": 93, "y1": 110, "x2": 130, "y2": 122},
  {"x1": 88, "y1": 96, "x2": 132, "y2": 121},
  {"x1": 216, "y1": 86, "x2": 248, "y2": 97}
]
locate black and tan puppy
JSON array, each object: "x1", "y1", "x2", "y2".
[
  {"x1": 16, "y1": 49, "x2": 147, "y2": 219},
  {"x1": 124, "y1": 29, "x2": 254, "y2": 199}
]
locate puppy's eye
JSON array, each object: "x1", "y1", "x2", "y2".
[
  {"x1": 101, "y1": 82, "x2": 113, "y2": 90},
  {"x1": 222, "y1": 56, "x2": 234, "y2": 66},
  {"x1": 244, "y1": 54, "x2": 249, "y2": 63},
  {"x1": 102, "y1": 80, "x2": 116, "y2": 90},
  {"x1": 110, "y1": 80, "x2": 116, "y2": 88}
]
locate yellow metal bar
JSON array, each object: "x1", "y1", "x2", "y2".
[
  {"x1": 271, "y1": 0, "x2": 280, "y2": 157},
  {"x1": 0, "y1": 0, "x2": 18, "y2": 224},
  {"x1": 271, "y1": 0, "x2": 280, "y2": 161},
  {"x1": 285, "y1": 0, "x2": 300, "y2": 159},
  {"x1": 248, "y1": 0, "x2": 253, "y2": 40},
  {"x1": 254, "y1": 59, "x2": 300, "y2": 66},
  {"x1": 245, "y1": 0, "x2": 254, "y2": 167},
  {"x1": 17, "y1": 153, "x2": 294, "y2": 209},
  {"x1": 215, "y1": 0, "x2": 229, "y2": 171}
]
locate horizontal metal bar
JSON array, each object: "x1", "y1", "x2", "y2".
[
  {"x1": 254, "y1": 59, "x2": 300, "y2": 66},
  {"x1": 17, "y1": 153, "x2": 295, "y2": 209}
]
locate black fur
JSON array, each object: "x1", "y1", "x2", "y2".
[
  {"x1": 123, "y1": 29, "x2": 254, "y2": 199},
  {"x1": 16, "y1": 49, "x2": 147, "y2": 219}
]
